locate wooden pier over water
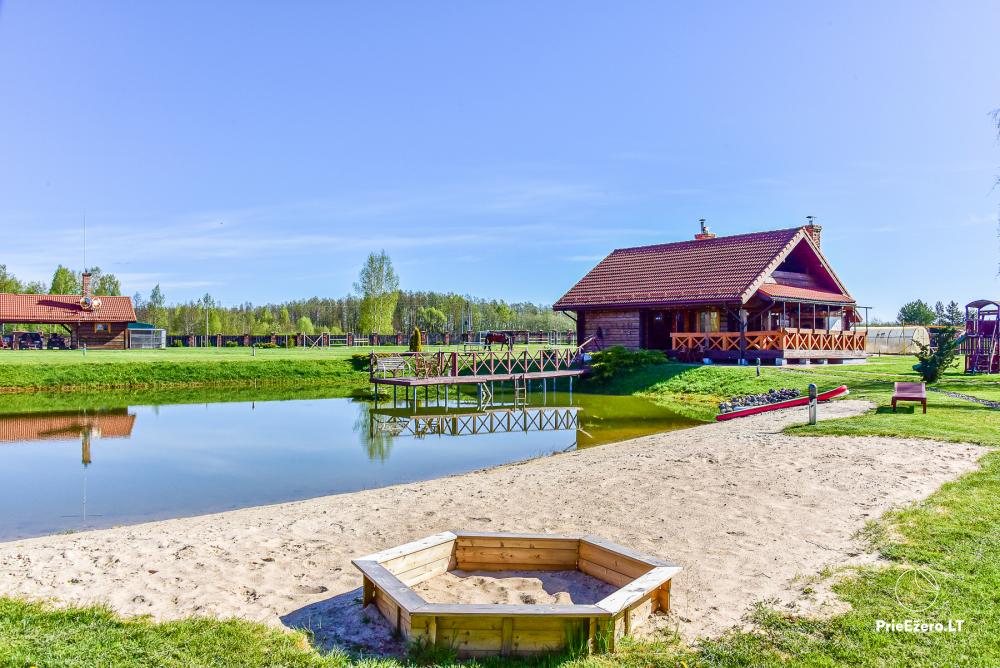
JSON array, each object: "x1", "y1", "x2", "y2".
[{"x1": 370, "y1": 348, "x2": 586, "y2": 408}]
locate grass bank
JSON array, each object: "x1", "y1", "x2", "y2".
[
  {"x1": 0, "y1": 345, "x2": 572, "y2": 393},
  {"x1": 0, "y1": 348, "x2": 373, "y2": 393},
  {"x1": 2, "y1": 355, "x2": 998, "y2": 666}
]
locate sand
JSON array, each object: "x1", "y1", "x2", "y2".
[
  {"x1": 0, "y1": 399, "x2": 983, "y2": 655},
  {"x1": 412, "y1": 569, "x2": 619, "y2": 606}
]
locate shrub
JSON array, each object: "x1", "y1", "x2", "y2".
[
  {"x1": 170, "y1": 340, "x2": 185, "y2": 347},
  {"x1": 350, "y1": 353, "x2": 370, "y2": 371},
  {"x1": 409, "y1": 326, "x2": 422, "y2": 352},
  {"x1": 256, "y1": 342, "x2": 278, "y2": 349},
  {"x1": 224, "y1": 340, "x2": 239, "y2": 348},
  {"x1": 914, "y1": 327, "x2": 960, "y2": 383},
  {"x1": 586, "y1": 345, "x2": 668, "y2": 384}
]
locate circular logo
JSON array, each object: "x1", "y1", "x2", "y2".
[{"x1": 894, "y1": 567, "x2": 940, "y2": 613}]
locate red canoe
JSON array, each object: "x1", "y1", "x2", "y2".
[{"x1": 715, "y1": 385, "x2": 850, "y2": 421}]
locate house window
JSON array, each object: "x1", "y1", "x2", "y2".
[
  {"x1": 94, "y1": 323, "x2": 110, "y2": 333},
  {"x1": 698, "y1": 311, "x2": 720, "y2": 333}
]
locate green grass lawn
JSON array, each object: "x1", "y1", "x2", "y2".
[
  {"x1": 0, "y1": 345, "x2": 573, "y2": 393},
  {"x1": 2, "y1": 355, "x2": 999, "y2": 667}
]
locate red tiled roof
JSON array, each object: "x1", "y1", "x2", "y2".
[
  {"x1": 757, "y1": 283, "x2": 854, "y2": 303},
  {"x1": 0, "y1": 293, "x2": 136, "y2": 323},
  {"x1": 555, "y1": 227, "x2": 811, "y2": 309}
]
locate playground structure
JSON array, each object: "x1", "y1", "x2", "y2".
[{"x1": 964, "y1": 300, "x2": 999, "y2": 374}]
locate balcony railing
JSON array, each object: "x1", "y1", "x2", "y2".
[{"x1": 670, "y1": 328, "x2": 866, "y2": 354}]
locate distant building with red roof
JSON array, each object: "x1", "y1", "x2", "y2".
[
  {"x1": 0, "y1": 272, "x2": 136, "y2": 350},
  {"x1": 554, "y1": 221, "x2": 866, "y2": 364}
]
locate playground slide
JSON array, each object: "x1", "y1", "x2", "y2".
[{"x1": 715, "y1": 385, "x2": 850, "y2": 421}]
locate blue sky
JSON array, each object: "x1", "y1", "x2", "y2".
[{"x1": 1, "y1": 1, "x2": 997, "y2": 320}]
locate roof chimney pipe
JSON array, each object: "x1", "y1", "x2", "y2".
[
  {"x1": 695, "y1": 218, "x2": 716, "y2": 240},
  {"x1": 804, "y1": 215, "x2": 822, "y2": 248}
]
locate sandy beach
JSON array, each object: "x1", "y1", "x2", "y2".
[{"x1": 0, "y1": 399, "x2": 983, "y2": 654}]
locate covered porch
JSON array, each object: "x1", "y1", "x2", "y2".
[
  {"x1": 641, "y1": 299, "x2": 866, "y2": 364},
  {"x1": 670, "y1": 328, "x2": 867, "y2": 363}
]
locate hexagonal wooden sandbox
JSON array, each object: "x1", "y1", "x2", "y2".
[{"x1": 352, "y1": 531, "x2": 681, "y2": 658}]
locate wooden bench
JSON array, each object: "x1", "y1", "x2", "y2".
[
  {"x1": 374, "y1": 356, "x2": 407, "y2": 377},
  {"x1": 892, "y1": 382, "x2": 927, "y2": 414}
]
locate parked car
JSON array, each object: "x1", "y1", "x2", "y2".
[
  {"x1": 0, "y1": 334, "x2": 11, "y2": 349},
  {"x1": 14, "y1": 332, "x2": 44, "y2": 350},
  {"x1": 47, "y1": 333, "x2": 70, "y2": 350}
]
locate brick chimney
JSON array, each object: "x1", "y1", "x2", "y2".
[
  {"x1": 81, "y1": 272, "x2": 92, "y2": 298},
  {"x1": 805, "y1": 215, "x2": 822, "y2": 248},
  {"x1": 694, "y1": 218, "x2": 716, "y2": 240}
]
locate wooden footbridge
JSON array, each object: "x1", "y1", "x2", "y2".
[
  {"x1": 370, "y1": 347, "x2": 585, "y2": 407},
  {"x1": 370, "y1": 348, "x2": 584, "y2": 386}
]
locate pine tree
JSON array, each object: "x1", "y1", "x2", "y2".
[
  {"x1": 944, "y1": 301, "x2": 965, "y2": 327},
  {"x1": 933, "y1": 301, "x2": 946, "y2": 324},
  {"x1": 897, "y1": 300, "x2": 936, "y2": 326}
]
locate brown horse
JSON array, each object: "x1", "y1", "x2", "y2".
[{"x1": 483, "y1": 331, "x2": 513, "y2": 351}]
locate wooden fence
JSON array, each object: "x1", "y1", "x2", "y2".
[{"x1": 162, "y1": 331, "x2": 576, "y2": 349}]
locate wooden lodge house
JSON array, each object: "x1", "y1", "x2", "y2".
[
  {"x1": 553, "y1": 221, "x2": 866, "y2": 365},
  {"x1": 0, "y1": 272, "x2": 137, "y2": 350}
]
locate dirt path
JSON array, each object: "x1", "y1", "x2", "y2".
[{"x1": 0, "y1": 400, "x2": 982, "y2": 654}]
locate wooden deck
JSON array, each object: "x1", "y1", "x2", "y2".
[
  {"x1": 670, "y1": 328, "x2": 867, "y2": 362},
  {"x1": 370, "y1": 349, "x2": 584, "y2": 387}
]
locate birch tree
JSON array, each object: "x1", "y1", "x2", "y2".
[{"x1": 355, "y1": 250, "x2": 399, "y2": 334}]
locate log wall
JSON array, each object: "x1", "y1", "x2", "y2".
[
  {"x1": 74, "y1": 322, "x2": 128, "y2": 350},
  {"x1": 582, "y1": 310, "x2": 641, "y2": 349}
]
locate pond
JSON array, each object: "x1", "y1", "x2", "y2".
[{"x1": 0, "y1": 385, "x2": 703, "y2": 540}]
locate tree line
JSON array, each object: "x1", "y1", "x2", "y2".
[
  {"x1": 895, "y1": 299, "x2": 965, "y2": 327},
  {"x1": 0, "y1": 264, "x2": 122, "y2": 297},
  {"x1": 0, "y1": 252, "x2": 570, "y2": 336}
]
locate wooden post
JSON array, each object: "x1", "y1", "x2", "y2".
[
  {"x1": 501, "y1": 617, "x2": 513, "y2": 656},
  {"x1": 362, "y1": 576, "x2": 374, "y2": 606}
]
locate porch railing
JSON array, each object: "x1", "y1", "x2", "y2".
[
  {"x1": 371, "y1": 348, "x2": 582, "y2": 381},
  {"x1": 670, "y1": 329, "x2": 866, "y2": 354}
]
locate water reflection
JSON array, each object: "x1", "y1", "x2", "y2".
[
  {"x1": 0, "y1": 388, "x2": 702, "y2": 540},
  {"x1": 0, "y1": 409, "x2": 136, "y2": 466},
  {"x1": 369, "y1": 406, "x2": 579, "y2": 445}
]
